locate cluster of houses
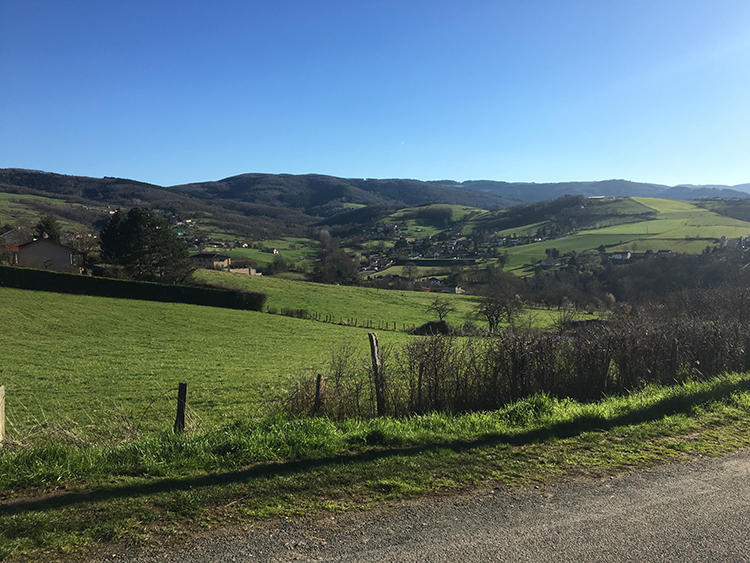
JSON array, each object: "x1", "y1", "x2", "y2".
[{"x1": 361, "y1": 233, "x2": 516, "y2": 272}]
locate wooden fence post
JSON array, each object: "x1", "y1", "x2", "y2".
[
  {"x1": 312, "y1": 373, "x2": 325, "y2": 416},
  {"x1": 0, "y1": 386, "x2": 4, "y2": 446},
  {"x1": 369, "y1": 333, "x2": 387, "y2": 417},
  {"x1": 174, "y1": 382, "x2": 187, "y2": 434}
]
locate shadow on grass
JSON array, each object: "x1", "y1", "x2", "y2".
[{"x1": 3, "y1": 376, "x2": 748, "y2": 516}]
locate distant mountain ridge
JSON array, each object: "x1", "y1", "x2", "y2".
[
  {"x1": 428, "y1": 178, "x2": 750, "y2": 201},
  {"x1": 1, "y1": 169, "x2": 748, "y2": 239},
  {"x1": 170, "y1": 173, "x2": 522, "y2": 214}
]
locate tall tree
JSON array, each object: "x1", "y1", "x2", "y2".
[
  {"x1": 36, "y1": 214, "x2": 61, "y2": 243},
  {"x1": 312, "y1": 247, "x2": 359, "y2": 285},
  {"x1": 99, "y1": 207, "x2": 194, "y2": 283}
]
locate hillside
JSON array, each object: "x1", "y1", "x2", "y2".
[
  {"x1": 488, "y1": 197, "x2": 750, "y2": 272},
  {"x1": 170, "y1": 173, "x2": 521, "y2": 215},
  {"x1": 357, "y1": 196, "x2": 750, "y2": 278},
  {"x1": 3, "y1": 168, "x2": 750, "y2": 267},
  {"x1": 4, "y1": 169, "x2": 749, "y2": 240}
]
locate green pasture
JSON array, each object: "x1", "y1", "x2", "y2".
[
  {"x1": 196, "y1": 270, "x2": 569, "y2": 331},
  {"x1": 195, "y1": 270, "x2": 481, "y2": 327},
  {"x1": 0, "y1": 282, "x2": 567, "y2": 444},
  {"x1": 0, "y1": 287, "x2": 411, "y2": 441},
  {"x1": 498, "y1": 197, "x2": 750, "y2": 270},
  {"x1": 386, "y1": 205, "x2": 481, "y2": 239},
  {"x1": 226, "y1": 241, "x2": 317, "y2": 267},
  {"x1": 223, "y1": 247, "x2": 275, "y2": 266},
  {"x1": 195, "y1": 238, "x2": 319, "y2": 268}
]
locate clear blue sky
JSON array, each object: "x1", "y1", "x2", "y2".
[{"x1": 2, "y1": 1, "x2": 750, "y2": 187}]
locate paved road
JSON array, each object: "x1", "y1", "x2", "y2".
[{"x1": 112, "y1": 450, "x2": 750, "y2": 562}]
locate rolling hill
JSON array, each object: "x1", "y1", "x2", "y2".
[{"x1": 2, "y1": 168, "x2": 749, "y2": 249}]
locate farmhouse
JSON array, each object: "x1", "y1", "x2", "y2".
[
  {"x1": 13, "y1": 238, "x2": 78, "y2": 272},
  {"x1": 191, "y1": 253, "x2": 231, "y2": 270}
]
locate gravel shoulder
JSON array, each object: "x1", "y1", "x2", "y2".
[{"x1": 109, "y1": 450, "x2": 750, "y2": 562}]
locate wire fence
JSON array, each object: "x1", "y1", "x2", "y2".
[{"x1": 0, "y1": 379, "x2": 283, "y2": 447}]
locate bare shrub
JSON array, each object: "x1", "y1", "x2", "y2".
[{"x1": 282, "y1": 285, "x2": 750, "y2": 420}]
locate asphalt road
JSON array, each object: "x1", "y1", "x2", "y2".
[{"x1": 111, "y1": 450, "x2": 750, "y2": 562}]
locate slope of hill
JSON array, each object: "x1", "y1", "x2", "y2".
[
  {"x1": 489, "y1": 197, "x2": 750, "y2": 272},
  {"x1": 677, "y1": 183, "x2": 750, "y2": 194},
  {"x1": 661, "y1": 186, "x2": 750, "y2": 199},
  {"x1": 0, "y1": 169, "x2": 520, "y2": 239}
]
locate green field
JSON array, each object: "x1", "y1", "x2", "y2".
[
  {"x1": 221, "y1": 237, "x2": 318, "y2": 267},
  {"x1": 0, "y1": 287, "x2": 413, "y2": 440},
  {"x1": 0, "y1": 276, "x2": 570, "y2": 443},
  {"x1": 498, "y1": 198, "x2": 750, "y2": 271},
  {"x1": 195, "y1": 269, "x2": 483, "y2": 327},
  {"x1": 386, "y1": 204, "x2": 483, "y2": 238}
]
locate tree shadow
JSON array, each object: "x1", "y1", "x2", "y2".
[{"x1": 2, "y1": 376, "x2": 747, "y2": 516}]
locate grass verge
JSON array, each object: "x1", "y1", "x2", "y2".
[{"x1": 3, "y1": 372, "x2": 750, "y2": 561}]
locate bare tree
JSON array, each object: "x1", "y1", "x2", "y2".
[
  {"x1": 475, "y1": 270, "x2": 525, "y2": 331},
  {"x1": 426, "y1": 296, "x2": 456, "y2": 322}
]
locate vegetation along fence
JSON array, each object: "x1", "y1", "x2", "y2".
[
  {"x1": 286, "y1": 316, "x2": 750, "y2": 419},
  {"x1": 265, "y1": 306, "x2": 417, "y2": 332}
]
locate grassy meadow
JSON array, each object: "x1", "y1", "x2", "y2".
[
  {"x1": 195, "y1": 269, "x2": 484, "y2": 327},
  {"x1": 224, "y1": 237, "x2": 318, "y2": 267},
  {"x1": 0, "y1": 276, "x2": 570, "y2": 445},
  {"x1": 0, "y1": 287, "x2": 413, "y2": 442},
  {"x1": 3, "y1": 371, "x2": 750, "y2": 561}
]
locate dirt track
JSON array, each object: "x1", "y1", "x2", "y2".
[{"x1": 112, "y1": 450, "x2": 750, "y2": 562}]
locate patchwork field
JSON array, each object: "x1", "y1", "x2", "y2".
[{"x1": 499, "y1": 198, "x2": 750, "y2": 271}]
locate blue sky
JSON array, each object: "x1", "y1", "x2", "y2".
[{"x1": 2, "y1": 1, "x2": 750, "y2": 187}]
